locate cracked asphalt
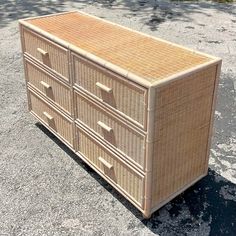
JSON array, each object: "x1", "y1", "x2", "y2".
[{"x1": 0, "y1": 1, "x2": 236, "y2": 235}]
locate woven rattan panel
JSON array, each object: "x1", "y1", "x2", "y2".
[
  {"x1": 27, "y1": 12, "x2": 210, "y2": 82},
  {"x1": 73, "y1": 54, "x2": 147, "y2": 127},
  {"x1": 29, "y1": 90, "x2": 73, "y2": 146},
  {"x1": 151, "y1": 65, "x2": 217, "y2": 207},
  {"x1": 25, "y1": 58, "x2": 72, "y2": 114},
  {"x1": 23, "y1": 28, "x2": 69, "y2": 80},
  {"x1": 75, "y1": 91, "x2": 145, "y2": 168},
  {"x1": 77, "y1": 126, "x2": 144, "y2": 206}
]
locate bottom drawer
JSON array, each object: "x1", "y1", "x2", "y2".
[
  {"x1": 76, "y1": 125, "x2": 144, "y2": 208},
  {"x1": 28, "y1": 89, "x2": 73, "y2": 146}
]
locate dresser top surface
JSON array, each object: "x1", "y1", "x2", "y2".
[{"x1": 23, "y1": 11, "x2": 217, "y2": 85}]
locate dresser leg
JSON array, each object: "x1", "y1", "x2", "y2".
[{"x1": 142, "y1": 213, "x2": 152, "y2": 219}]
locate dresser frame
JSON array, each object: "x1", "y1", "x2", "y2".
[{"x1": 19, "y1": 11, "x2": 222, "y2": 218}]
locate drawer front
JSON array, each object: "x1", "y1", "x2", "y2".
[
  {"x1": 75, "y1": 91, "x2": 145, "y2": 168},
  {"x1": 22, "y1": 28, "x2": 69, "y2": 81},
  {"x1": 72, "y1": 54, "x2": 147, "y2": 128},
  {"x1": 28, "y1": 89, "x2": 73, "y2": 146},
  {"x1": 25, "y1": 58, "x2": 72, "y2": 115},
  {"x1": 77, "y1": 126, "x2": 144, "y2": 207}
]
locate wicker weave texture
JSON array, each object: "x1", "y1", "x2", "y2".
[
  {"x1": 77, "y1": 126, "x2": 144, "y2": 206},
  {"x1": 26, "y1": 12, "x2": 210, "y2": 82},
  {"x1": 22, "y1": 28, "x2": 69, "y2": 80},
  {"x1": 25, "y1": 58, "x2": 72, "y2": 115},
  {"x1": 151, "y1": 65, "x2": 217, "y2": 207},
  {"x1": 73, "y1": 54, "x2": 147, "y2": 127},
  {"x1": 29, "y1": 90, "x2": 73, "y2": 146},
  {"x1": 75, "y1": 91, "x2": 145, "y2": 168}
]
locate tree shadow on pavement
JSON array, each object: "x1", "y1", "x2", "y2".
[
  {"x1": 0, "y1": 0, "x2": 65, "y2": 28},
  {"x1": 79, "y1": 0, "x2": 236, "y2": 31},
  {"x1": 36, "y1": 122, "x2": 236, "y2": 236},
  {"x1": 1, "y1": 0, "x2": 236, "y2": 30}
]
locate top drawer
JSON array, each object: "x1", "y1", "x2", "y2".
[
  {"x1": 72, "y1": 54, "x2": 147, "y2": 129},
  {"x1": 21, "y1": 28, "x2": 70, "y2": 82}
]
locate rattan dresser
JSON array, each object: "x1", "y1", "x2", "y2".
[{"x1": 19, "y1": 11, "x2": 222, "y2": 218}]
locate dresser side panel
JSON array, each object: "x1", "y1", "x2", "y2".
[{"x1": 151, "y1": 64, "x2": 219, "y2": 208}]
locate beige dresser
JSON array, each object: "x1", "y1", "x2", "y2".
[{"x1": 19, "y1": 11, "x2": 221, "y2": 218}]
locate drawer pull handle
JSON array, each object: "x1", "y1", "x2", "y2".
[
  {"x1": 43, "y1": 111, "x2": 54, "y2": 121},
  {"x1": 37, "y1": 48, "x2": 48, "y2": 56},
  {"x1": 98, "y1": 157, "x2": 113, "y2": 170},
  {"x1": 40, "y1": 81, "x2": 51, "y2": 89},
  {"x1": 97, "y1": 121, "x2": 112, "y2": 132},
  {"x1": 96, "y1": 82, "x2": 112, "y2": 93}
]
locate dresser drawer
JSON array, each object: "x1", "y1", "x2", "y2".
[
  {"x1": 28, "y1": 89, "x2": 73, "y2": 146},
  {"x1": 22, "y1": 28, "x2": 69, "y2": 82},
  {"x1": 75, "y1": 90, "x2": 146, "y2": 169},
  {"x1": 76, "y1": 126, "x2": 144, "y2": 207},
  {"x1": 72, "y1": 54, "x2": 147, "y2": 128},
  {"x1": 25, "y1": 58, "x2": 72, "y2": 115}
]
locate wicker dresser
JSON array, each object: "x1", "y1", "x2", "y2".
[{"x1": 19, "y1": 11, "x2": 221, "y2": 218}]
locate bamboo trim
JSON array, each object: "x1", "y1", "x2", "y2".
[
  {"x1": 143, "y1": 87, "x2": 156, "y2": 218},
  {"x1": 150, "y1": 173, "x2": 207, "y2": 214},
  {"x1": 19, "y1": 21, "x2": 70, "y2": 49},
  {"x1": 71, "y1": 45, "x2": 151, "y2": 88},
  {"x1": 20, "y1": 24, "x2": 32, "y2": 112},
  {"x1": 73, "y1": 85, "x2": 79, "y2": 152},
  {"x1": 152, "y1": 58, "x2": 221, "y2": 88},
  {"x1": 67, "y1": 48, "x2": 77, "y2": 150},
  {"x1": 204, "y1": 60, "x2": 222, "y2": 174},
  {"x1": 67, "y1": 50, "x2": 74, "y2": 117},
  {"x1": 104, "y1": 62, "x2": 129, "y2": 79}
]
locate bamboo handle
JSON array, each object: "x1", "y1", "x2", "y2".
[
  {"x1": 43, "y1": 111, "x2": 53, "y2": 121},
  {"x1": 96, "y1": 82, "x2": 112, "y2": 93},
  {"x1": 37, "y1": 48, "x2": 48, "y2": 56},
  {"x1": 98, "y1": 157, "x2": 113, "y2": 170},
  {"x1": 40, "y1": 81, "x2": 51, "y2": 89},
  {"x1": 97, "y1": 121, "x2": 112, "y2": 132}
]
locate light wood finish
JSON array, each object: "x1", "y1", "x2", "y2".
[
  {"x1": 24, "y1": 57, "x2": 72, "y2": 115},
  {"x1": 19, "y1": 11, "x2": 222, "y2": 218}
]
